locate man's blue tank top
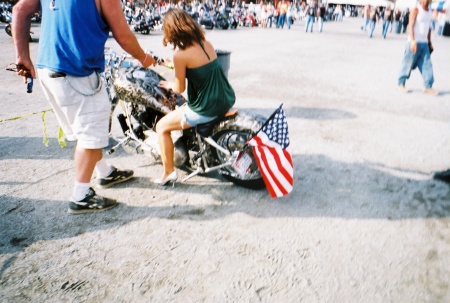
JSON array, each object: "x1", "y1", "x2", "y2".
[{"x1": 36, "y1": 0, "x2": 109, "y2": 77}]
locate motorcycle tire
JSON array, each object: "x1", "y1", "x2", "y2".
[
  {"x1": 5, "y1": 24, "x2": 11, "y2": 37},
  {"x1": 5, "y1": 24, "x2": 32, "y2": 42},
  {"x1": 212, "y1": 111, "x2": 267, "y2": 190}
]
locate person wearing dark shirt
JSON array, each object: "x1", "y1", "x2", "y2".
[{"x1": 156, "y1": 9, "x2": 235, "y2": 186}]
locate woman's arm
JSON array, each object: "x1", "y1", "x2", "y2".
[{"x1": 160, "y1": 51, "x2": 187, "y2": 93}]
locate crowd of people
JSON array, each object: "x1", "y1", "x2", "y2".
[
  {"x1": 120, "y1": 0, "x2": 448, "y2": 38},
  {"x1": 120, "y1": 0, "x2": 366, "y2": 32}
]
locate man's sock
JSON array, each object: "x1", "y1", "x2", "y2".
[
  {"x1": 71, "y1": 181, "x2": 92, "y2": 201},
  {"x1": 95, "y1": 158, "x2": 114, "y2": 178}
]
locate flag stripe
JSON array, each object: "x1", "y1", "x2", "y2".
[
  {"x1": 252, "y1": 134, "x2": 293, "y2": 185},
  {"x1": 250, "y1": 132, "x2": 293, "y2": 198},
  {"x1": 255, "y1": 145, "x2": 288, "y2": 196},
  {"x1": 253, "y1": 146, "x2": 279, "y2": 197},
  {"x1": 248, "y1": 105, "x2": 293, "y2": 198}
]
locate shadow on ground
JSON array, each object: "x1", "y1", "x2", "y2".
[{"x1": 1, "y1": 153, "x2": 449, "y2": 258}]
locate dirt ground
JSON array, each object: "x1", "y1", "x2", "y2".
[{"x1": 1, "y1": 18, "x2": 450, "y2": 302}]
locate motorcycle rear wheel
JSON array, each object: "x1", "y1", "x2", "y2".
[{"x1": 212, "y1": 112, "x2": 266, "y2": 189}]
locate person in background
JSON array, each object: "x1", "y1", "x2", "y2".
[
  {"x1": 276, "y1": 0, "x2": 288, "y2": 29},
  {"x1": 397, "y1": 0, "x2": 437, "y2": 95},
  {"x1": 305, "y1": 0, "x2": 317, "y2": 32},
  {"x1": 401, "y1": 8, "x2": 410, "y2": 33},
  {"x1": 368, "y1": 6, "x2": 379, "y2": 38},
  {"x1": 286, "y1": 1, "x2": 293, "y2": 29},
  {"x1": 382, "y1": 6, "x2": 393, "y2": 39},
  {"x1": 361, "y1": 4, "x2": 371, "y2": 31},
  {"x1": 156, "y1": 8, "x2": 235, "y2": 186},
  {"x1": 12, "y1": 0, "x2": 156, "y2": 214},
  {"x1": 394, "y1": 8, "x2": 402, "y2": 34},
  {"x1": 277, "y1": 0, "x2": 288, "y2": 29},
  {"x1": 317, "y1": 2, "x2": 325, "y2": 32},
  {"x1": 266, "y1": 1, "x2": 275, "y2": 27},
  {"x1": 259, "y1": 0, "x2": 267, "y2": 28}
]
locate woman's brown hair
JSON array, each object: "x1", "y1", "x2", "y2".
[{"x1": 162, "y1": 8, "x2": 206, "y2": 50}]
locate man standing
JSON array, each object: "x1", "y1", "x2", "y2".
[
  {"x1": 401, "y1": 8, "x2": 410, "y2": 33},
  {"x1": 317, "y1": 2, "x2": 326, "y2": 33},
  {"x1": 276, "y1": 0, "x2": 288, "y2": 29},
  {"x1": 361, "y1": 4, "x2": 371, "y2": 31},
  {"x1": 397, "y1": 0, "x2": 437, "y2": 95},
  {"x1": 305, "y1": 0, "x2": 317, "y2": 33},
  {"x1": 12, "y1": 0, "x2": 156, "y2": 214},
  {"x1": 368, "y1": 6, "x2": 379, "y2": 38},
  {"x1": 382, "y1": 6, "x2": 393, "y2": 39}
]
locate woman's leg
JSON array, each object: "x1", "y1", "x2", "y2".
[{"x1": 155, "y1": 106, "x2": 189, "y2": 179}]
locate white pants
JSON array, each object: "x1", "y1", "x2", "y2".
[{"x1": 38, "y1": 68, "x2": 110, "y2": 149}]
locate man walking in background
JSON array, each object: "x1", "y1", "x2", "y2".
[
  {"x1": 397, "y1": 0, "x2": 437, "y2": 95},
  {"x1": 305, "y1": 0, "x2": 317, "y2": 33}
]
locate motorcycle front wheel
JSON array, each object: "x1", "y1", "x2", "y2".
[
  {"x1": 5, "y1": 24, "x2": 11, "y2": 36},
  {"x1": 212, "y1": 112, "x2": 266, "y2": 189}
]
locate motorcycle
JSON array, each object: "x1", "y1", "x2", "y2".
[
  {"x1": 1, "y1": 2, "x2": 33, "y2": 42},
  {"x1": 199, "y1": 11, "x2": 214, "y2": 30},
  {"x1": 104, "y1": 50, "x2": 267, "y2": 189},
  {"x1": 213, "y1": 11, "x2": 230, "y2": 30}
]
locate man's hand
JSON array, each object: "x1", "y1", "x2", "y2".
[
  {"x1": 16, "y1": 59, "x2": 36, "y2": 82},
  {"x1": 140, "y1": 53, "x2": 156, "y2": 68},
  {"x1": 410, "y1": 40, "x2": 417, "y2": 54}
]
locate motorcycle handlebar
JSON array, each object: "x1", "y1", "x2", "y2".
[{"x1": 105, "y1": 50, "x2": 169, "y2": 69}]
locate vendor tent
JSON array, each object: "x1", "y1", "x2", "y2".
[
  {"x1": 394, "y1": 0, "x2": 449, "y2": 10},
  {"x1": 326, "y1": 0, "x2": 394, "y2": 7}
]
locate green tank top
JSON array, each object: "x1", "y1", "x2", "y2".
[{"x1": 186, "y1": 59, "x2": 235, "y2": 117}]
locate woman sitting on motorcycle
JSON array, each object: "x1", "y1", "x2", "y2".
[{"x1": 156, "y1": 8, "x2": 236, "y2": 186}]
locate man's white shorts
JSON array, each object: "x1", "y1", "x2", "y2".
[{"x1": 38, "y1": 68, "x2": 110, "y2": 149}]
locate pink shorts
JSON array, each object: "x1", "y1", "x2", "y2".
[{"x1": 38, "y1": 68, "x2": 110, "y2": 149}]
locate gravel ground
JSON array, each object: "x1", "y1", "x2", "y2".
[{"x1": 1, "y1": 17, "x2": 450, "y2": 302}]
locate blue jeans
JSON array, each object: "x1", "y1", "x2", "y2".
[
  {"x1": 267, "y1": 15, "x2": 273, "y2": 27},
  {"x1": 368, "y1": 20, "x2": 376, "y2": 37},
  {"x1": 318, "y1": 17, "x2": 323, "y2": 32},
  {"x1": 277, "y1": 13, "x2": 286, "y2": 28},
  {"x1": 398, "y1": 42, "x2": 434, "y2": 89},
  {"x1": 361, "y1": 18, "x2": 369, "y2": 31},
  {"x1": 305, "y1": 15, "x2": 314, "y2": 32},
  {"x1": 382, "y1": 20, "x2": 390, "y2": 38}
]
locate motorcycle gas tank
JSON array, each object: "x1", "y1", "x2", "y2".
[{"x1": 114, "y1": 66, "x2": 186, "y2": 115}]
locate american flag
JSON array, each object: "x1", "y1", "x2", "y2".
[{"x1": 248, "y1": 105, "x2": 293, "y2": 198}]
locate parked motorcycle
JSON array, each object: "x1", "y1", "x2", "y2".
[
  {"x1": 2, "y1": 2, "x2": 33, "y2": 42},
  {"x1": 104, "y1": 50, "x2": 267, "y2": 189},
  {"x1": 229, "y1": 11, "x2": 239, "y2": 29},
  {"x1": 1, "y1": 2, "x2": 12, "y2": 35},
  {"x1": 199, "y1": 12, "x2": 214, "y2": 30},
  {"x1": 213, "y1": 11, "x2": 230, "y2": 30}
]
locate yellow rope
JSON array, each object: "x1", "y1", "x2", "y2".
[{"x1": 1, "y1": 109, "x2": 66, "y2": 148}]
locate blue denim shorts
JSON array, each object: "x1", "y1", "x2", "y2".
[{"x1": 183, "y1": 104, "x2": 217, "y2": 127}]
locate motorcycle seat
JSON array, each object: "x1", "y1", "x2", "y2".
[{"x1": 195, "y1": 109, "x2": 238, "y2": 137}]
